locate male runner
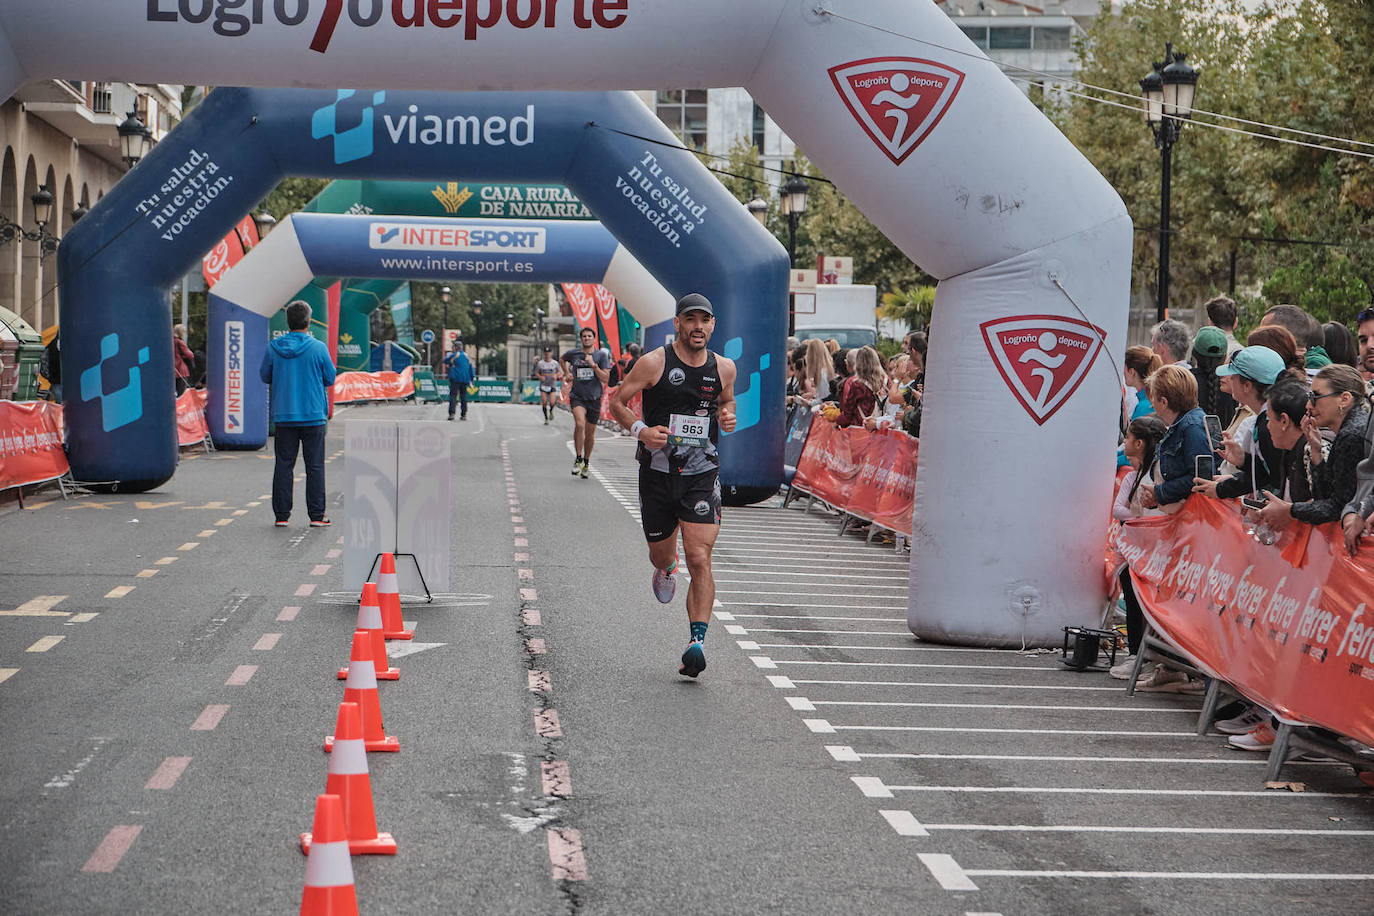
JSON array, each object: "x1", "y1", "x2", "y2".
[
  {"x1": 533, "y1": 347, "x2": 563, "y2": 424},
  {"x1": 612, "y1": 293, "x2": 736, "y2": 678},
  {"x1": 562, "y1": 327, "x2": 611, "y2": 478}
]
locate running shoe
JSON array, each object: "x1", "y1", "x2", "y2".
[
  {"x1": 310, "y1": 516, "x2": 331, "y2": 527},
  {"x1": 1227, "y1": 721, "x2": 1277, "y2": 751},
  {"x1": 571, "y1": 457, "x2": 583, "y2": 476},
  {"x1": 1135, "y1": 666, "x2": 1191, "y2": 692},
  {"x1": 1108, "y1": 655, "x2": 1143, "y2": 681},
  {"x1": 1215, "y1": 707, "x2": 1268, "y2": 735},
  {"x1": 580, "y1": 460, "x2": 589, "y2": 479},
  {"x1": 274, "y1": 519, "x2": 290, "y2": 527},
  {"x1": 679, "y1": 640, "x2": 706, "y2": 678},
  {"x1": 652, "y1": 560, "x2": 678, "y2": 603}
]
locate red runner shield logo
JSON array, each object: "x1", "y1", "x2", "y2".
[
  {"x1": 829, "y1": 57, "x2": 965, "y2": 165},
  {"x1": 981, "y1": 315, "x2": 1107, "y2": 426}
]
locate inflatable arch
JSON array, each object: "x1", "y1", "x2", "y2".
[
  {"x1": 15, "y1": 0, "x2": 1131, "y2": 645},
  {"x1": 206, "y1": 212, "x2": 676, "y2": 448}
]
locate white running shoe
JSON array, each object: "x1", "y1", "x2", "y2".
[
  {"x1": 1215, "y1": 707, "x2": 1268, "y2": 735},
  {"x1": 1227, "y1": 721, "x2": 1277, "y2": 751},
  {"x1": 1108, "y1": 655, "x2": 1141, "y2": 680},
  {"x1": 651, "y1": 560, "x2": 678, "y2": 604},
  {"x1": 1135, "y1": 666, "x2": 1191, "y2": 692}
]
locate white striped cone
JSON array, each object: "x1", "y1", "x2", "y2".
[
  {"x1": 338, "y1": 583, "x2": 397, "y2": 680},
  {"x1": 303, "y1": 702, "x2": 396, "y2": 855},
  {"x1": 325, "y1": 631, "x2": 398, "y2": 752},
  {"x1": 377, "y1": 553, "x2": 413, "y2": 640},
  {"x1": 299, "y1": 795, "x2": 358, "y2": 916}
]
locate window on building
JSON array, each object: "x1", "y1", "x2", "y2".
[
  {"x1": 752, "y1": 103, "x2": 767, "y2": 153},
  {"x1": 1033, "y1": 27, "x2": 1072, "y2": 50},
  {"x1": 656, "y1": 89, "x2": 708, "y2": 150},
  {"x1": 988, "y1": 26, "x2": 1031, "y2": 50},
  {"x1": 959, "y1": 25, "x2": 989, "y2": 49}
]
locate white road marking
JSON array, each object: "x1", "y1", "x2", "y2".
[
  {"x1": 749, "y1": 656, "x2": 778, "y2": 669},
  {"x1": 825, "y1": 745, "x2": 862, "y2": 762},
  {"x1": 838, "y1": 751, "x2": 1333, "y2": 767},
  {"x1": 913, "y1": 822, "x2": 1374, "y2": 837},
  {"x1": 804, "y1": 718, "x2": 836, "y2": 734},
  {"x1": 731, "y1": 613, "x2": 904, "y2": 623},
  {"x1": 386, "y1": 641, "x2": 447, "y2": 659},
  {"x1": 766, "y1": 675, "x2": 796, "y2": 689},
  {"x1": 723, "y1": 625, "x2": 748, "y2": 635},
  {"x1": 851, "y1": 776, "x2": 893, "y2": 798},
  {"x1": 880, "y1": 810, "x2": 929, "y2": 836},
  {"x1": 825, "y1": 725, "x2": 1197, "y2": 737},
  {"x1": 789, "y1": 678, "x2": 1125, "y2": 692},
  {"x1": 964, "y1": 868, "x2": 1374, "y2": 882},
  {"x1": 884, "y1": 783, "x2": 1374, "y2": 800},
  {"x1": 809, "y1": 700, "x2": 1191, "y2": 713},
  {"x1": 785, "y1": 696, "x2": 816, "y2": 712},
  {"x1": 736, "y1": 640, "x2": 760, "y2": 651},
  {"x1": 919, "y1": 854, "x2": 979, "y2": 891}
]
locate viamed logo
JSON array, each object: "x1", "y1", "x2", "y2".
[{"x1": 311, "y1": 89, "x2": 386, "y2": 164}]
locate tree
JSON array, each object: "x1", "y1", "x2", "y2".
[{"x1": 879, "y1": 285, "x2": 936, "y2": 330}]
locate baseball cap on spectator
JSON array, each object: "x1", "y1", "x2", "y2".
[
  {"x1": 1216, "y1": 345, "x2": 1285, "y2": 385},
  {"x1": 1192, "y1": 326, "x2": 1227, "y2": 359},
  {"x1": 1304, "y1": 346, "x2": 1333, "y2": 370}
]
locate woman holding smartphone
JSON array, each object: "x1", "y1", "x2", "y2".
[{"x1": 1136, "y1": 366, "x2": 1213, "y2": 514}]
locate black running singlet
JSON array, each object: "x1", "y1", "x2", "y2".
[{"x1": 639, "y1": 346, "x2": 720, "y2": 475}]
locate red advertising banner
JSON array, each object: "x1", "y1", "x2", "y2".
[
  {"x1": 175, "y1": 388, "x2": 210, "y2": 447},
  {"x1": 234, "y1": 214, "x2": 260, "y2": 252},
  {"x1": 333, "y1": 366, "x2": 415, "y2": 404},
  {"x1": 1118, "y1": 496, "x2": 1374, "y2": 748},
  {"x1": 561, "y1": 283, "x2": 598, "y2": 335},
  {"x1": 201, "y1": 231, "x2": 244, "y2": 288},
  {"x1": 0, "y1": 400, "x2": 68, "y2": 490},
  {"x1": 593, "y1": 285, "x2": 621, "y2": 357},
  {"x1": 597, "y1": 386, "x2": 641, "y2": 423},
  {"x1": 791, "y1": 416, "x2": 917, "y2": 535}
]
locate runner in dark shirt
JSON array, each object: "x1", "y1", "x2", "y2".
[
  {"x1": 561, "y1": 327, "x2": 611, "y2": 478},
  {"x1": 612, "y1": 293, "x2": 737, "y2": 678}
]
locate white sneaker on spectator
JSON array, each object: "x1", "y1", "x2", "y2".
[
  {"x1": 1227, "y1": 721, "x2": 1277, "y2": 751},
  {"x1": 1108, "y1": 655, "x2": 1145, "y2": 680},
  {"x1": 1215, "y1": 706, "x2": 1267, "y2": 735},
  {"x1": 1135, "y1": 666, "x2": 1191, "y2": 692}
]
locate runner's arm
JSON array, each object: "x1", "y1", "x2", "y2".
[
  {"x1": 717, "y1": 356, "x2": 738, "y2": 433},
  {"x1": 591, "y1": 354, "x2": 611, "y2": 384},
  {"x1": 611, "y1": 350, "x2": 668, "y2": 448}
]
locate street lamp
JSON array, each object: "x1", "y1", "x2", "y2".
[
  {"x1": 1140, "y1": 43, "x2": 1199, "y2": 323},
  {"x1": 252, "y1": 210, "x2": 277, "y2": 240},
  {"x1": 117, "y1": 110, "x2": 152, "y2": 167},
  {"x1": 746, "y1": 196, "x2": 768, "y2": 226},
  {"x1": 0, "y1": 185, "x2": 62, "y2": 257},
  {"x1": 534, "y1": 306, "x2": 545, "y2": 348},
  {"x1": 71, "y1": 203, "x2": 89, "y2": 224},
  {"x1": 780, "y1": 165, "x2": 809, "y2": 335},
  {"x1": 471, "y1": 298, "x2": 483, "y2": 370}
]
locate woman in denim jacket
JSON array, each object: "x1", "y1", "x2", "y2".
[{"x1": 1138, "y1": 366, "x2": 1213, "y2": 512}]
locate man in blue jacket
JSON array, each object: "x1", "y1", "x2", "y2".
[
  {"x1": 260, "y1": 300, "x2": 337, "y2": 527},
  {"x1": 443, "y1": 342, "x2": 474, "y2": 421}
]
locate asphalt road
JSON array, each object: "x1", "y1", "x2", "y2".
[{"x1": 1, "y1": 401, "x2": 1371, "y2": 915}]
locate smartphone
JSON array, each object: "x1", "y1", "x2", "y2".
[
  {"x1": 1195, "y1": 454, "x2": 1215, "y2": 480},
  {"x1": 1240, "y1": 493, "x2": 1269, "y2": 511},
  {"x1": 1204, "y1": 414, "x2": 1223, "y2": 451}
]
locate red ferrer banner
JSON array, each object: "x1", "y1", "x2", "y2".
[
  {"x1": 333, "y1": 366, "x2": 414, "y2": 404},
  {"x1": 792, "y1": 417, "x2": 917, "y2": 534},
  {"x1": 561, "y1": 283, "x2": 599, "y2": 335},
  {"x1": 0, "y1": 400, "x2": 68, "y2": 490},
  {"x1": 1119, "y1": 497, "x2": 1374, "y2": 748},
  {"x1": 175, "y1": 388, "x2": 210, "y2": 447},
  {"x1": 593, "y1": 286, "x2": 621, "y2": 357}
]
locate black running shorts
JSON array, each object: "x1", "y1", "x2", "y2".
[
  {"x1": 570, "y1": 396, "x2": 602, "y2": 417},
  {"x1": 639, "y1": 466, "x2": 721, "y2": 542}
]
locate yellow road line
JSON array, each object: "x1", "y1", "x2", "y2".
[
  {"x1": 0, "y1": 596, "x2": 69, "y2": 617},
  {"x1": 105, "y1": 586, "x2": 135, "y2": 599},
  {"x1": 198, "y1": 530, "x2": 216, "y2": 538},
  {"x1": 0, "y1": 668, "x2": 18, "y2": 684},
  {"x1": 215, "y1": 518, "x2": 233, "y2": 526},
  {"x1": 136, "y1": 569, "x2": 158, "y2": 578},
  {"x1": 232, "y1": 509, "x2": 249, "y2": 516},
  {"x1": 155, "y1": 557, "x2": 178, "y2": 565},
  {"x1": 68, "y1": 613, "x2": 99, "y2": 624},
  {"x1": 27, "y1": 636, "x2": 64, "y2": 652},
  {"x1": 178, "y1": 542, "x2": 198, "y2": 551}
]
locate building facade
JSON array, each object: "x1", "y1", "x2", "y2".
[{"x1": 1, "y1": 80, "x2": 182, "y2": 331}]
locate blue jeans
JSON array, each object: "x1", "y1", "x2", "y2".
[
  {"x1": 448, "y1": 379, "x2": 468, "y2": 418},
  {"x1": 273, "y1": 423, "x2": 327, "y2": 521}
]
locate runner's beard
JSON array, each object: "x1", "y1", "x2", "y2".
[{"x1": 681, "y1": 333, "x2": 708, "y2": 352}]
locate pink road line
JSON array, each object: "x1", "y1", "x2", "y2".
[
  {"x1": 294, "y1": 584, "x2": 316, "y2": 596},
  {"x1": 520, "y1": 588, "x2": 538, "y2": 601},
  {"x1": 336, "y1": 536, "x2": 343, "y2": 545},
  {"x1": 191, "y1": 704, "x2": 229, "y2": 731},
  {"x1": 514, "y1": 538, "x2": 528, "y2": 547},
  {"x1": 526, "y1": 638, "x2": 546, "y2": 655},
  {"x1": 513, "y1": 526, "x2": 528, "y2": 534},
  {"x1": 534, "y1": 709, "x2": 562, "y2": 738},
  {"x1": 325, "y1": 548, "x2": 341, "y2": 559},
  {"x1": 547, "y1": 828, "x2": 587, "y2": 881},
  {"x1": 514, "y1": 553, "x2": 530, "y2": 562},
  {"x1": 518, "y1": 568, "x2": 534, "y2": 580},
  {"x1": 252, "y1": 633, "x2": 281, "y2": 651},
  {"x1": 311, "y1": 564, "x2": 331, "y2": 576},
  {"x1": 523, "y1": 608, "x2": 542, "y2": 627},
  {"x1": 225, "y1": 665, "x2": 257, "y2": 686},
  {"x1": 542, "y1": 760, "x2": 571, "y2": 798},
  {"x1": 528, "y1": 671, "x2": 550, "y2": 692},
  {"x1": 82, "y1": 825, "x2": 143, "y2": 873},
  {"x1": 509, "y1": 499, "x2": 520, "y2": 506},
  {"x1": 511, "y1": 515, "x2": 524, "y2": 523},
  {"x1": 276, "y1": 606, "x2": 301, "y2": 622},
  {"x1": 145, "y1": 756, "x2": 192, "y2": 790}
]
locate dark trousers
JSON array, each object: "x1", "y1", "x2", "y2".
[
  {"x1": 448, "y1": 380, "x2": 468, "y2": 418},
  {"x1": 273, "y1": 423, "x2": 327, "y2": 522},
  {"x1": 1119, "y1": 568, "x2": 1144, "y2": 655}
]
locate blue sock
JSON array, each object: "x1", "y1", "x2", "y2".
[{"x1": 690, "y1": 621, "x2": 708, "y2": 644}]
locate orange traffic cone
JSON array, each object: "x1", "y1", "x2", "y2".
[
  {"x1": 376, "y1": 553, "x2": 413, "y2": 640},
  {"x1": 302, "y1": 702, "x2": 397, "y2": 855},
  {"x1": 337, "y1": 583, "x2": 398, "y2": 681},
  {"x1": 299, "y1": 794, "x2": 359, "y2": 916},
  {"x1": 325, "y1": 630, "x2": 399, "y2": 753}
]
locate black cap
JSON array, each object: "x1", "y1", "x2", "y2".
[{"x1": 676, "y1": 293, "x2": 713, "y2": 317}]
